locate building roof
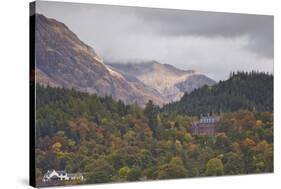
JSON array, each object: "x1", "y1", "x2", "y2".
[
  {"x1": 43, "y1": 170, "x2": 66, "y2": 178},
  {"x1": 190, "y1": 113, "x2": 220, "y2": 128},
  {"x1": 57, "y1": 170, "x2": 67, "y2": 175}
]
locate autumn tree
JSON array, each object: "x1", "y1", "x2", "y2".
[
  {"x1": 85, "y1": 158, "x2": 115, "y2": 184},
  {"x1": 118, "y1": 166, "x2": 130, "y2": 180},
  {"x1": 214, "y1": 133, "x2": 232, "y2": 152},
  {"x1": 157, "y1": 157, "x2": 187, "y2": 179},
  {"x1": 223, "y1": 152, "x2": 244, "y2": 175},
  {"x1": 127, "y1": 167, "x2": 142, "y2": 181},
  {"x1": 205, "y1": 158, "x2": 224, "y2": 176}
]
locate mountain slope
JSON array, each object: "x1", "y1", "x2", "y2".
[
  {"x1": 176, "y1": 74, "x2": 216, "y2": 93},
  {"x1": 35, "y1": 14, "x2": 165, "y2": 106},
  {"x1": 163, "y1": 71, "x2": 273, "y2": 115},
  {"x1": 108, "y1": 61, "x2": 216, "y2": 102}
]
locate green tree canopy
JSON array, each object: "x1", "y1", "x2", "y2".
[{"x1": 205, "y1": 158, "x2": 224, "y2": 176}]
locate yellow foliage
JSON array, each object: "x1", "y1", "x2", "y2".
[
  {"x1": 256, "y1": 120, "x2": 263, "y2": 128},
  {"x1": 170, "y1": 156, "x2": 184, "y2": 166},
  {"x1": 242, "y1": 138, "x2": 255, "y2": 148},
  {"x1": 175, "y1": 140, "x2": 181, "y2": 145},
  {"x1": 68, "y1": 139, "x2": 76, "y2": 147},
  {"x1": 231, "y1": 142, "x2": 241, "y2": 153},
  {"x1": 256, "y1": 140, "x2": 269, "y2": 152},
  {"x1": 52, "y1": 142, "x2": 62, "y2": 153},
  {"x1": 183, "y1": 133, "x2": 193, "y2": 143}
]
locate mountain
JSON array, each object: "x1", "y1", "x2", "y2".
[
  {"x1": 108, "y1": 61, "x2": 216, "y2": 102},
  {"x1": 35, "y1": 14, "x2": 165, "y2": 106},
  {"x1": 163, "y1": 71, "x2": 273, "y2": 115},
  {"x1": 175, "y1": 74, "x2": 217, "y2": 93}
]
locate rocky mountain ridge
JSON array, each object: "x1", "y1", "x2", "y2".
[
  {"x1": 108, "y1": 61, "x2": 216, "y2": 102},
  {"x1": 35, "y1": 14, "x2": 165, "y2": 106},
  {"x1": 35, "y1": 14, "x2": 216, "y2": 106}
]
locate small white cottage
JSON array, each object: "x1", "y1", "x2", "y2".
[{"x1": 42, "y1": 170, "x2": 84, "y2": 182}]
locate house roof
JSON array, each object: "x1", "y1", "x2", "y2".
[
  {"x1": 43, "y1": 170, "x2": 52, "y2": 177},
  {"x1": 43, "y1": 170, "x2": 67, "y2": 178},
  {"x1": 43, "y1": 170, "x2": 84, "y2": 178},
  {"x1": 50, "y1": 175, "x2": 60, "y2": 179},
  {"x1": 57, "y1": 170, "x2": 67, "y2": 175}
]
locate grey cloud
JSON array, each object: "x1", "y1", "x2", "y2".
[
  {"x1": 36, "y1": 1, "x2": 273, "y2": 80},
  {"x1": 134, "y1": 9, "x2": 273, "y2": 58}
]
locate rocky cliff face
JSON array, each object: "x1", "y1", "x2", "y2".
[
  {"x1": 35, "y1": 14, "x2": 165, "y2": 106},
  {"x1": 35, "y1": 14, "x2": 215, "y2": 106},
  {"x1": 108, "y1": 61, "x2": 216, "y2": 102}
]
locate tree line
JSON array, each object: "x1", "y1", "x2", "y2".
[{"x1": 163, "y1": 71, "x2": 273, "y2": 116}]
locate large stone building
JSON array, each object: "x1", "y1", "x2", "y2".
[{"x1": 190, "y1": 113, "x2": 220, "y2": 135}]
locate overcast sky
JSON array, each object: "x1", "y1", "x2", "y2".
[{"x1": 36, "y1": 1, "x2": 273, "y2": 81}]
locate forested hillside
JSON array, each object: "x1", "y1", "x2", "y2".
[
  {"x1": 35, "y1": 84, "x2": 273, "y2": 186},
  {"x1": 163, "y1": 71, "x2": 273, "y2": 116}
]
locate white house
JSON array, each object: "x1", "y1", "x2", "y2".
[{"x1": 42, "y1": 170, "x2": 84, "y2": 183}]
